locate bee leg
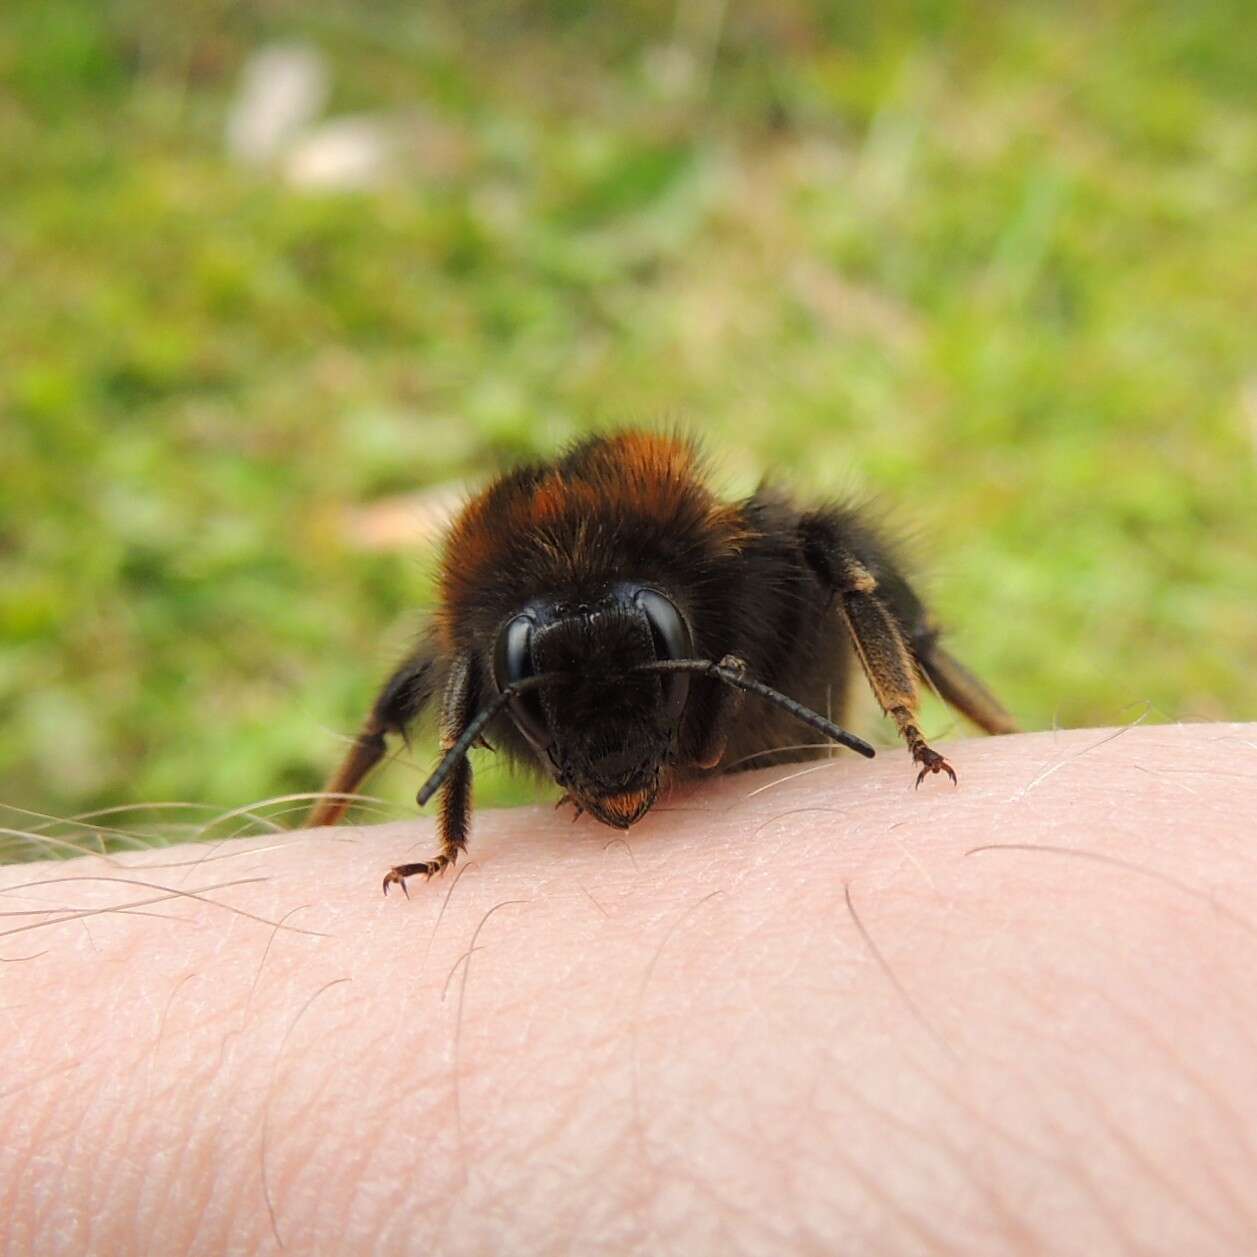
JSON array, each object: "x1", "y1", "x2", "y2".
[
  {"x1": 383, "y1": 652, "x2": 480, "y2": 895},
  {"x1": 799, "y1": 520, "x2": 956, "y2": 787},
  {"x1": 852, "y1": 546, "x2": 1018, "y2": 736},
  {"x1": 555, "y1": 793, "x2": 585, "y2": 821},
  {"x1": 687, "y1": 654, "x2": 748, "y2": 769},
  {"x1": 307, "y1": 642, "x2": 439, "y2": 827}
]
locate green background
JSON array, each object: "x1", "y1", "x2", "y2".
[{"x1": 3, "y1": 0, "x2": 1255, "y2": 857}]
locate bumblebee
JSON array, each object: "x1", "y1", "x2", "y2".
[{"x1": 308, "y1": 432, "x2": 1016, "y2": 892}]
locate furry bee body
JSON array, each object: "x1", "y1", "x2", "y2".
[{"x1": 309, "y1": 432, "x2": 1015, "y2": 891}]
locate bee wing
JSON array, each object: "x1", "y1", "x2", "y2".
[{"x1": 914, "y1": 640, "x2": 1018, "y2": 736}]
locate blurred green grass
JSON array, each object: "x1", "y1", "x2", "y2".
[{"x1": 2, "y1": 0, "x2": 1255, "y2": 853}]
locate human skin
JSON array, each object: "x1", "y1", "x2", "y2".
[{"x1": 2, "y1": 723, "x2": 1256, "y2": 1256}]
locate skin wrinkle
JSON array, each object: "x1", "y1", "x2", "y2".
[
  {"x1": 68, "y1": 1041, "x2": 117, "y2": 1253},
  {"x1": 843, "y1": 880, "x2": 956, "y2": 1061},
  {"x1": 967, "y1": 844, "x2": 1257, "y2": 941},
  {"x1": 1095, "y1": 1002, "x2": 1257, "y2": 1234},
  {"x1": 487, "y1": 1092, "x2": 614, "y2": 1235},
  {"x1": 864, "y1": 794, "x2": 1246, "y2": 1246},
  {"x1": 1072, "y1": 1065, "x2": 1251, "y2": 1252},
  {"x1": 144, "y1": 970, "x2": 201, "y2": 1110},
  {"x1": 132, "y1": 1095, "x2": 194, "y2": 1253},
  {"x1": 1019, "y1": 877, "x2": 1257, "y2": 1129},
  {"x1": 136, "y1": 980, "x2": 241, "y2": 1257},
  {"x1": 339, "y1": 1058, "x2": 464, "y2": 1251},
  {"x1": 901, "y1": 1029, "x2": 1125, "y2": 1253},
  {"x1": 446, "y1": 900, "x2": 531, "y2": 1193},
  {"x1": 3, "y1": 724, "x2": 1257, "y2": 1255},
  {"x1": 1049, "y1": 957, "x2": 1257, "y2": 1246},
  {"x1": 190, "y1": 1061, "x2": 275, "y2": 1254},
  {"x1": 1035, "y1": 1108, "x2": 1156, "y2": 1257},
  {"x1": 465, "y1": 1121, "x2": 613, "y2": 1254},
  {"x1": 653, "y1": 1155, "x2": 792, "y2": 1256},
  {"x1": 935, "y1": 894, "x2": 1218, "y2": 1146},
  {"x1": 0, "y1": 1059, "x2": 86, "y2": 1108},
  {"x1": 1066, "y1": 979, "x2": 1214, "y2": 1193},
  {"x1": 525, "y1": 900, "x2": 719, "y2": 1241},
  {"x1": 383, "y1": 895, "x2": 578, "y2": 1241},
  {"x1": 774, "y1": 1081, "x2": 874, "y2": 1246},
  {"x1": 734, "y1": 1060, "x2": 874, "y2": 1246},
  {"x1": 438, "y1": 1003, "x2": 634, "y2": 1252},
  {"x1": 626, "y1": 896, "x2": 709, "y2": 1253},
  {"x1": 636, "y1": 883, "x2": 931, "y2": 1251},
  {"x1": 804, "y1": 1109, "x2": 957, "y2": 1257},
  {"x1": 146, "y1": 939, "x2": 307, "y2": 1251},
  {"x1": 262, "y1": 977, "x2": 356, "y2": 1248},
  {"x1": 799, "y1": 894, "x2": 1045, "y2": 1246},
  {"x1": 944, "y1": 973, "x2": 1239, "y2": 1251},
  {"x1": 468, "y1": 1021, "x2": 607, "y2": 1168},
  {"x1": 806, "y1": 1066, "x2": 1042, "y2": 1255},
  {"x1": 287, "y1": 1014, "x2": 389, "y2": 1249}
]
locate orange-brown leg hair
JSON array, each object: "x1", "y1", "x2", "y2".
[
  {"x1": 306, "y1": 646, "x2": 439, "y2": 828},
  {"x1": 839, "y1": 563, "x2": 956, "y2": 786},
  {"x1": 800, "y1": 519, "x2": 962, "y2": 786},
  {"x1": 382, "y1": 650, "x2": 481, "y2": 895}
]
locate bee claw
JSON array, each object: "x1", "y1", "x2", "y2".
[
  {"x1": 384, "y1": 855, "x2": 454, "y2": 894},
  {"x1": 913, "y1": 747, "x2": 957, "y2": 789},
  {"x1": 555, "y1": 793, "x2": 585, "y2": 822},
  {"x1": 382, "y1": 868, "x2": 411, "y2": 898}
]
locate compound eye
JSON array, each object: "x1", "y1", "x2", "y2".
[
  {"x1": 636, "y1": 589, "x2": 691, "y2": 661},
  {"x1": 493, "y1": 614, "x2": 533, "y2": 690},
  {"x1": 635, "y1": 589, "x2": 692, "y2": 722},
  {"x1": 492, "y1": 614, "x2": 551, "y2": 749}
]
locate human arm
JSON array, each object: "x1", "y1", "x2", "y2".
[{"x1": 2, "y1": 723, "x2": 1255, "y2": 1255}]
